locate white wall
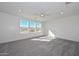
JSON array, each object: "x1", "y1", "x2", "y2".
[
  {"x1": 45, "y1": 14, "x2": 79, "y2": 42},
  {"x1": 0, "y1": 12, "x2": 45, "y2": 43}
]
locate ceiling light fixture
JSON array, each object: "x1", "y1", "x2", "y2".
[
  {"x1": 18, "y1": 9, "x2": 22, "y2": 13},
  {"x1": 40, "y1": 14, "x2": 44, "y2": 17},
  {"x1": 60, "y1": 11, "x2": 64, "y2": 15}
]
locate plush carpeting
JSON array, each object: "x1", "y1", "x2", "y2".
[{"x1": 0, "y1": 37, "x2": 79, "y2": 56}]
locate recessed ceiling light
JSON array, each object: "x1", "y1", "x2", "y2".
[
  {"x1": 40, "y1": 14, "x2": 44, "y2": 17},
  {"x1": 60, "y1": 11, "x2": 64, "y2": 15},
  {"x1": 18, "y1": 9, "x2": 22, "y2": 12}
]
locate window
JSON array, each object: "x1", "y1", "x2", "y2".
[
  {"x1": 20, "y1": 19, "x2": 42, "y2": 33},
  {"x1": 20, "y1": 19, "x2": 29, "y2": 33},
  {"x1": 36, "y1": 21, "x2": 41, "y2": 32},
  {"x1": 29, "y1": 20, "x2": 37, "y2": 32}
]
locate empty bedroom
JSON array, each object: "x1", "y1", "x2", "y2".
[{"x1": 0, "y1": 2, "x2": 79, "y2": 56}]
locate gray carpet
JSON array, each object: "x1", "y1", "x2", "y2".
[{"x1": 0, "y1": 37, "x2": 79, "y2": 56}]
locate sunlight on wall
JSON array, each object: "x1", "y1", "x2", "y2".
[
  {"x1": 31, "y1": 30, "x2": 56, "y2": 42},
  {"x1": 48, "y1": 30, "x2": 56, "y2": 39}
]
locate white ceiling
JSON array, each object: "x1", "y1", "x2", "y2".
[{"x1": 0, "y1": 2, "x2": 79, "y2": 22}]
